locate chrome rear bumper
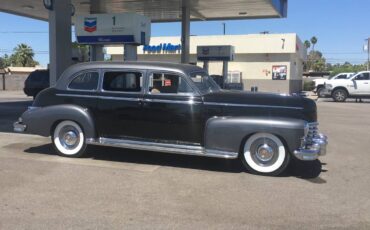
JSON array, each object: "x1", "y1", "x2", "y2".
[
  {"x1": 13, "y1": 121, "x2": 26, "y2": 133},
  {"x1": 294, "y1": 134, "x2": 328, "y2": 161}
]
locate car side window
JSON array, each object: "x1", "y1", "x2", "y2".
[
  {"x1": 68, "y1": 71, "x2": 99, "y2": 90},
  {"x1": 337, "y1": 74, "x2": 347, "y2": 79},
  {"x1": 148, "y1": 73, "x2": 193, "y2": 94},
  {"x1": 103, "y1": 71, "x2": 143, "y2": 92},
  {"x1": 354, "y1": 73, "x2": 370, "y2": 81}
]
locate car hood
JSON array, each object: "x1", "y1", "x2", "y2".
[
  {"x1": 313, "y1": 79, "x2": 327, "y2": 84},
  {"x1": 203, "y1": 90, "x2": 305, "y2": 108},
  {"x1": 203, "y1": 90, "x2": 317, "y2": 121}
]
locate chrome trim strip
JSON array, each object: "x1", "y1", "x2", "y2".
[
  {"x1": 56, "y1": 93, "x2": 98, "y2": 99},
  {"x1": 204, "y1": 102, "x2": 303, "y2": 110},
  {"x1": 99, "y1": 96, "x2": 141, "y2": 102},
  {"x1": 56, "y1": 94, "x2": 141, "y2": 102},
  {"x1": 86, "y1": 137, "x2": 238, "y2": 159},
  {"x1": 144, "y1": 98, "x2": 202, "y2": 105}
]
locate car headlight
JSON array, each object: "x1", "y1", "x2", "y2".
[{"x1": 326, "y1": 84, "x2": 333, "y2": 89}]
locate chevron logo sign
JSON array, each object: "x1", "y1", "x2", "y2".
[{"x1": 84, "y1": 18, "x2": 97, "y2": 33}]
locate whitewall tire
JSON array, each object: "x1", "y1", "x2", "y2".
[
  {"x1": 52, "y1": 120, "x2": 87, "y2": 158},
  {"x1": 241, "y1": 133, "x2": 290, "y2": 176}
]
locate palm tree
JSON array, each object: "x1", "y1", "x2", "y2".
[
  {"x1": 12, "y1": 44, "x2": 35, "y2": 67},
  {"x1": 304, "y1": 40, "x2": 311, "y2": 50},
  {"x1": 310, "y1": 36, "x2": 318, "y2": 51}
]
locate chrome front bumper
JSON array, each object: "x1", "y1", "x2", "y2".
[
  {"x1": 321, "y1": 88, "x2": 332, "y2": 96},
  {"x1": 13, "y1": 121, "x2": 26, "y2": 133},
  {"x1": 294, "y1": 134, "x2": 328, "y2": 161}
]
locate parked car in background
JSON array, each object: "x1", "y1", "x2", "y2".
[
  {"x1": 323, "y1": 71, "x2": 370, "y2": 102},
  {"x1": 313, "y1": 72, "x2": 354, "y2": 97},
  {"x1": 23, "y1": 70, "x2": 49, "y2": 99},
  {"x1": 14, "y1": 62, "x2": 327, "y2": 176}
]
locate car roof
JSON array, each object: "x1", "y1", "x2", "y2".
[{"x1": 72, "y1": 61, "x2": 202, "y2": 74}]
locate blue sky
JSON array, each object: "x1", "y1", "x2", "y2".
[{"x1": 0, "y1": 0, "x2": 369, "y2": 66}]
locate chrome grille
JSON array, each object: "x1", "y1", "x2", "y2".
[{"x1": 306, "y1": 122, "x2": 319, "y2": 145}]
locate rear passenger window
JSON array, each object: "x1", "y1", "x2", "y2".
[
  {"x1": 103, "y1": 71, "x2": 143, "y2": 92},
  {"x1": 69, "y1": 72, "x2": 99, "y2": 90}
]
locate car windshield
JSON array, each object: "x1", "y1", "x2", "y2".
[
  {"x1": 329, "y1": 74, "x2": 346, "y2": 80},
  {"x1": 189, "y1": 72, "x2": 221, "y2": 94}
]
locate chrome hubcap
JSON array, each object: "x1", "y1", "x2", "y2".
[
  {"x1": 256, "y1": 144, "x2": 274, "y2": 162},
  {"x1": 59, "y1": 126, "x2": 80, "y2": 150},
  {"x1": 250, "y1": 138, "x2": 279, "y2": 167},
  {"x1": 63, "y1": 131, "x2": 78, "y2": 146},
  {"x1": 336, "y1": 92, "x2": 344, "y2": 100}
]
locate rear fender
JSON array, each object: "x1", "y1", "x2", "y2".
[{"x1": 22, "y1": 104, "x2": 96, "y2": 138}]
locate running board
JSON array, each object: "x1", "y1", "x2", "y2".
[{"x1": 86, "y1": 137, "x2": 238, "y2": 159}]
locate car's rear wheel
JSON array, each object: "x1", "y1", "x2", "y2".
[
  {"x1": 52, "y1": 120, "x2": 87, "y2": 158},
  {"x1": 332, "y1": 89, "x2": 347, "y2": 102},
  {"x1": 240, "y1": 133, "x2": 290, "y2": 176}
]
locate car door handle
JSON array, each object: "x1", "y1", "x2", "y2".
[{"x1": 364, "y1": 82, "x2": 369, "y2": 84}]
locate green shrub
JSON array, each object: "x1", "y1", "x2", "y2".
[{"x1": 303, "y1": 81, "x2": 315, "y2": 91}]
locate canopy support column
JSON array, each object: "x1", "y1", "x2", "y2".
[
  {"x1": 181, "y1": 3, "x2": 190, "y2": 64},
  {"x1": 48, "y1": 0, "x2": 72, "y2": 86}
]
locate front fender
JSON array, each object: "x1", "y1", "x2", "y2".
[
  {"x1": 204, "y1": 116, "x2": 305, "y2": 154},
  {"x1": 21, "y1": 104, "x2": 96, "y2": 138}
]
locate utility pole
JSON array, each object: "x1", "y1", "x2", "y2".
[{"x1": 367, "y1": 38, "x2": 370, "y2": 71}]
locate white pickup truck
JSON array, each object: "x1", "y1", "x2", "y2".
[
  {"x1": 322, "y1": 71, "x2": 370, "y2": 102},
  {"x1": 313, "y1": 73, "x2": 354, "y2": 97}
]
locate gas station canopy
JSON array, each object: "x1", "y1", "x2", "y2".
[
  {"x1": 0, "y1": 0, "x2": 287, "y2": 86},
  {"x1": 0, "y1": 0, "x2": 287, "y2": 22}
]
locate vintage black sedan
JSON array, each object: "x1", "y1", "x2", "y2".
[{"x1": 14, "y1": 62, "x2": 327, "y2": 176}]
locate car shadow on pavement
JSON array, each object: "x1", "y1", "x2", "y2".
[
  {"x1": 24, "y1": 143, "x2": 326, "y2": 179},
  {"x1": 285, "y1": 159, "x2": 327, "y2": 183},
  {"x1": 318, "y1": 98, "x2": 370, "y2": 104}
]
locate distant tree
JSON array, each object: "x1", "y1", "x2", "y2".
[
  {"x1": 0, "y1": 57, "x2": 4, "y2": 69},
  {"x1": 304, "y1": 40, "x2": 311, "y2": 50},
  {"x1": 310, "y1": 36, "x2": 318, "y2": 51},
  {"x1": 327, "y1": 62, "x2": 366, "y2": 76},
  {"x1": 72, "y1": 42, "x2": 89, "y2": 62},
  {"x1": 305, "y1": 50, "x2": 326, "y2": 72},
  {"x1": 11, "y1": 43, "x2": 39, "y2": 67},
  {"x1": 0, "y1": 54, "x2": 11, "y2": 68}
]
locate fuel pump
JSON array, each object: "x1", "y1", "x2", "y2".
[{"x1": 197, "y1": 45, "x2": 235, "y2": 87}]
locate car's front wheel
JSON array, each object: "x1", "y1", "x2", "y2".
[
  {"x1": 52, "y1": 120, "x2": 87, "y2": 157},
  {"x1": 332, "y1": 89, "x2": 347, "y2": 102},
  {"x1": 317, "y1": 87, "x2": 325, "y2": 98},
  {"x1": 241, "y1": 133, "x2": 290, "y2": 176}
]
